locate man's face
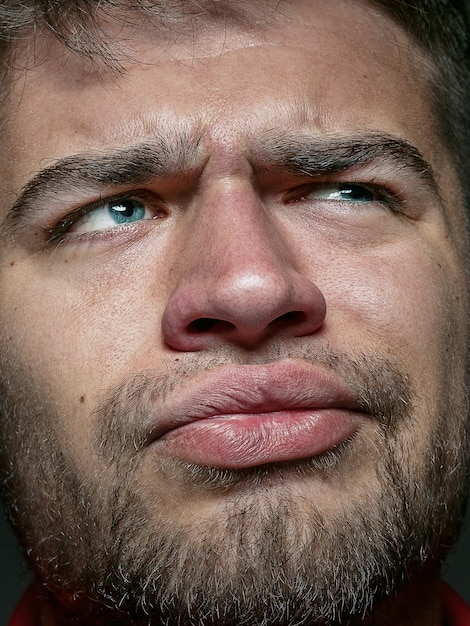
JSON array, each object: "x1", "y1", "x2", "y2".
[{"x1": 0, "y1": 0, "x2": 469, "y2": 624}]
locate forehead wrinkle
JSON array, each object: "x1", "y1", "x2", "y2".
[{"x1": 107, "y1": 113, "x2": 209, "y2": 149}]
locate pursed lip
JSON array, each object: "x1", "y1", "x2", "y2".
[{"x1": 145, "y1": 358, "x2": 365, "y2": 468}]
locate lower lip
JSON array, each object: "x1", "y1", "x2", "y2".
[{"x1": 158, "y1": 410, "x2": 360, "y2": 469}]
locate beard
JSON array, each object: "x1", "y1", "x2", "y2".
[{"x1": 0, "y1": 345, "x2": 468, "y2": 626}]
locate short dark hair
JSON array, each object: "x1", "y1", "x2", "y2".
[
  {"x1": 1, "y1": 0, "x2": 469, "y2": 209},
  {"x1": 373, "y1": 0, "x2": 470, "y2": 211}
]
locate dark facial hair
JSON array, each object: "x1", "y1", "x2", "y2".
[{"x1": 0, "y1": 347, "x2": 468, "y2": 625}]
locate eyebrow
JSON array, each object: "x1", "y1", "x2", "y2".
[
  {"x1": 5, "y1": 134, "x2": 203, "y2": 226},
  {"x1": 253, "y1": 131, "x2": 439, "y2": 192},
  {"x1": 5, "y1": 131, "x2": 439, "y2": 228}
]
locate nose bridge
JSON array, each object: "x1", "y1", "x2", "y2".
[
  {"x1": 187, "y1": 176, "x2": 289, "y2": 283},
  {"x1": 162, "y1": 172, "x2": 327, "y2": 351}
]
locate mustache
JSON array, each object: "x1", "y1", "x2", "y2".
[{"x1": 93, "y1": 345, "x2": 412, "y2": 468}]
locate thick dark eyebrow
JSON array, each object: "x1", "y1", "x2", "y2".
[
  {"x1": 5, "y1": 135, "x2": 203, "y2": 226},
  {"x1": 253, "y1": 132, "x2": 439, "y2": 194}
]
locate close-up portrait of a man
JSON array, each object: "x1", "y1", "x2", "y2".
[{"x1": 0, "y1": 1, "x2": 469, "y2": 625}]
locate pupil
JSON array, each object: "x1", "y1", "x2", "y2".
[
  {"x1": 112, "y1": 200, "x2": 136, "y2": 217},
  {"x1": 109, "y1": 200, "x2": 145, "y2": 223},
  {"x1": 341, "y1": 185, "x2": 373, "y2": 202}
]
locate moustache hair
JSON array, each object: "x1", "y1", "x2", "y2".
[{"x1": 92, "y1": 345, "x2": 412, "y2": 472}]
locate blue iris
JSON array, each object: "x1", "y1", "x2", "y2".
[{"x1": 108, "y1": 199, "x2": 147, "y2": 224}]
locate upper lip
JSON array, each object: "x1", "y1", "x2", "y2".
[{"x1": 147, "y1": 358, "x2": 364, "y2": 443}]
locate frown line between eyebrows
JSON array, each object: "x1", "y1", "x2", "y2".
[{"x1": 4, "y1": 131, "x2": 439, "y2": 233}]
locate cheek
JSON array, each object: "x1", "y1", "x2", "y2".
[
  {"x1": 1, "y1": 227, "x2": 467, "y2": 468},
  {"x1": 320, "y1": 242, "x2": 468, "y2": 412},
  {"x1": 2, "y1": 238, "x2": 465, "y2": 392},
  {"x1": 0, "y1": 255, "x2": 167, "y2": 434}
]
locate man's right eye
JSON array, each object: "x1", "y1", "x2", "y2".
[
  {"x1": 47, "y1": 193, "x2": 168, "y2": 242},
  {"x1": 69, "y1": 198, "x2": 157, "y2": 234}
]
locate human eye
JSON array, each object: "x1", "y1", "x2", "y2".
[
  {"x1": 306, "y1": 183, "x2": 375, "y2": 203},
  {"x1": 289, "y1": 182, "x2": 394, "y2": 205},
  {"x1": 48, "y1": 193, "x2": 166, "y2": 242},
  {"x1": 70, "y1": 197, "x2": 155, "y2": 233}
]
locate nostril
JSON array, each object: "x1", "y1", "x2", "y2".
[
  {"x1": 188, "y1": 318, "x2": 237, "y2": 334},
  {"x1": 189, "y1": 312, "x2": 307, "y2": 335},
  {"x1": 274, "y1": 310, "x2": 305, "y2": 326},
  {"x1": 188, "y1": 318, "x2": 217, "y2": 333}
]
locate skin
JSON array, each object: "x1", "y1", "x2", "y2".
[{"x1": 0, "y1": 0, "x2": 468, "y2": 624}]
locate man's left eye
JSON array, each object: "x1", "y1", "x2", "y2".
[
  {"x1": 69, "y1": 198, "x2": 155, "y2": 234},
  {"x1": 294, "y1": 183, "x2": 377, "y2": 204}
]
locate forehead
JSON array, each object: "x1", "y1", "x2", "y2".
[{"x1": 0, "y1": 0, "x2": 444, "y2": 187}]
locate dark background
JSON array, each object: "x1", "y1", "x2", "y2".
[{"x1": 1, "y1": 0, "x2": 470, "y2": 620}]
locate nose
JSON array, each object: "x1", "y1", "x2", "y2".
[{"x1": 161, "y1": 181, "x2": 327, "y2": 351}]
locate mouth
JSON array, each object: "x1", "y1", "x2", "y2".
[{"x1": 147, "y1": 358, "x2": 365, "y2": 469}]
